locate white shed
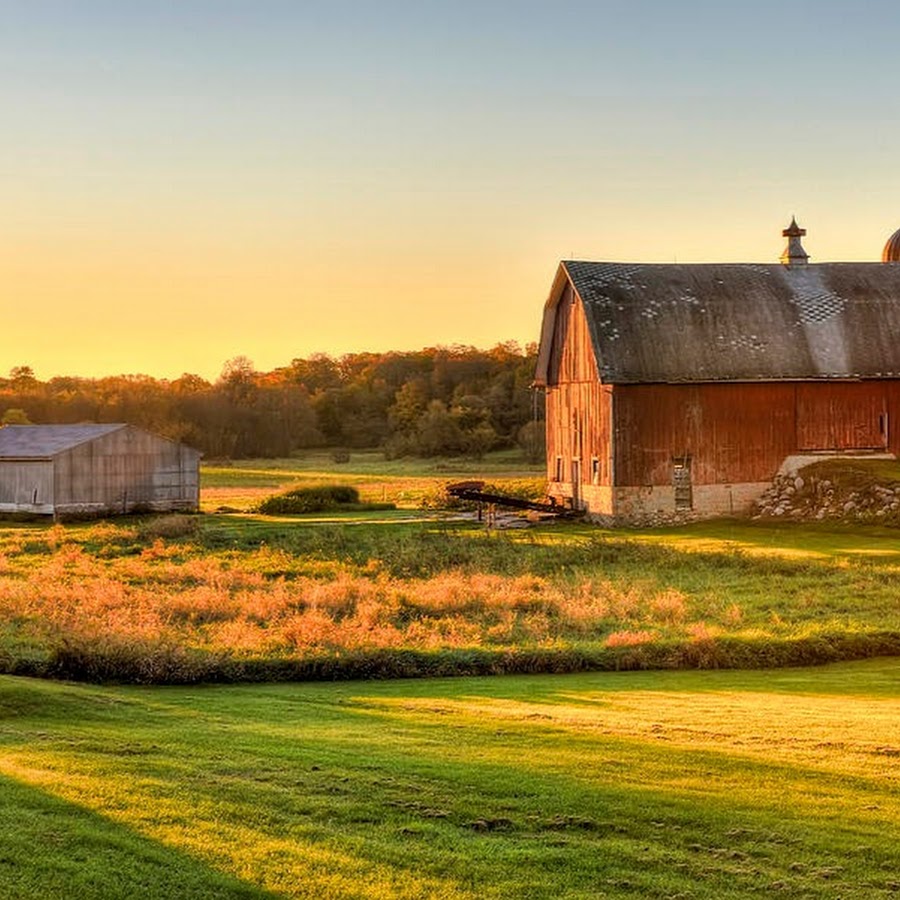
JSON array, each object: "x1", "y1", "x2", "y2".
[{"x1": 0, "y1": 424, "x2": 200, "y2": 517}]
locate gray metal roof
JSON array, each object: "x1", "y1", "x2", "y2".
[
  {"x1": 0, "y1": 424, "x2": 126, "y2": 458},
  {"x1": 537, "y1": 261, "x2": 900, "y2": 384}
]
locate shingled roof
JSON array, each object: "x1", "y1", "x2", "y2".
[
  {"x1": 535, "y1": 261, "x2": 900, "y2": 385},
  {"x1": 0, "y1": 424, "x2": 126, "y2": 458}
]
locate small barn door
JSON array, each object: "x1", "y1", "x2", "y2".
[
  {"x1": 797, "y1": 384, "x2": 888, "y2": 451},
  {"x1": 571, "y1": 459, "x2": 582, "y2": 509},
  {"x1": 672, "y1": 457, "x2": 693, "y2": 511}
]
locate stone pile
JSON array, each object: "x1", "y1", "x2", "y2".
[{"x1": 754, "y1": 471, "x2": 900, "y2": 523}]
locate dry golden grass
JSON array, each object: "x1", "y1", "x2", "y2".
[
  {"x1": 0, "y1": 541, "x2": 690, "y2": 657},
  {"x1": 4, "y1": 514, "x2": 900, "y2": 682}
]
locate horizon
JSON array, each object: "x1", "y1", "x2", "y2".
[
  {"x1": 4, "y1": 337, "x2": 538, "y2": 384},
  {"x1": 4, "y1": 1, "x2": 900, "y2": 381}
]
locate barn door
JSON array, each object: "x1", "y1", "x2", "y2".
[
  {"x1": 796, "y1": 384, "x2": 888, "y2": 451},
  {"x1": 571, "y1": 459, "x2": 582, "y2": 509}
]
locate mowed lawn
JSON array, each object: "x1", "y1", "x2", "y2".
[{"x1": 2, "y1": 660, "x2": 900, "y2": 899}]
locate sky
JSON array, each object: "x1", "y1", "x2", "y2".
[{"x1": 3, "y1": 0, "x2": 900, "y2": 380}]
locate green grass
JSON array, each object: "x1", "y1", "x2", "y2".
[
  {"x1": 2, "y1": 659, "x2": 900, "y2": 898},
  {"x1": 201, "y1": 448, "x2": 544, "y2": 511}
]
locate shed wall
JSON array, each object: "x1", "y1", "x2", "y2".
[
  {"x1": 613, "y1": 383, "x2": 798, "y2": 486},
  {"x1": 0, "y1": 460, "x2": 54, "y2": 514},
  {"x1": 887, "y1": 383, "x2": 900, "y2": 457},
  {"x1": 53, "y1": 427, "x2": 199, "y2": 514}
]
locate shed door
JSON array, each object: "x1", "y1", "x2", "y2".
[{"x1": 796, "y1": 384, "x2": 887, "y2": 451}]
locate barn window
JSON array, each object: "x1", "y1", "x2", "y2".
[
  {"x1": 591, "y1": 457, "x2": 600, "y2": 485},
  {"x1": 554, "y1": 456, "x2": 564, "y2": 482},
  {"x1": 672, "y1": 456, "x2": 693, "y2": 511}
]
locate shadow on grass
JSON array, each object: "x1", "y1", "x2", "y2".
[{"x1": 0, "y1": 773, "x2": 271, "y2": 900}]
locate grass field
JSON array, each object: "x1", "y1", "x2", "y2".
[
  {"x1": 2, "y1": 454, "x2": 900, "y2": 896},
  {"x1": 201, "y1": 448, "x2": 545, "y2": 512},
  {"x1": 0, "y1": 512, "x2": 899, "y2": 682},
  {"x1": 2, "y1": 659, "x2": 899, "y2": 898}
]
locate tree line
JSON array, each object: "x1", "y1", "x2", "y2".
[{"x1": 0, "y1": 343, "x2": 545, "y2": 460}]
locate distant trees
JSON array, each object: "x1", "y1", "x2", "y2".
[
  {"x1": 0, "y1": 342, "x2": 543, "y2": 459},
  {"x1": 1, "y1": 408, "x2": 30, "y2": 425}
]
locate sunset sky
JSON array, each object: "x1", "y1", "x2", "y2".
[{"x1": 3, "y1": 0, "x2": 900, "y2": 380}]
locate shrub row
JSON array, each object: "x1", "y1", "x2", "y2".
[{"x1": 6, "y1": 631, "x2": 900, "y2": 685}]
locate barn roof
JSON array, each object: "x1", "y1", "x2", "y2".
[
  {"x1": 0, "y1": 424, "x2": 126, "y2": 459},
  {"x1": 535, "y1": 261, "x2": 900, "y2": 385}
]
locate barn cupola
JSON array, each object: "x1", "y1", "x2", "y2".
[
  {"x1": 780, "y1": 217, "x2": 809, "y2": 266},
  {"x1": 882, "y1": 227, "x2": 900, "y2": 262}
]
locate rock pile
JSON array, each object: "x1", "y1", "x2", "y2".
[{"x1": 754, "y1": 470, "x2": 900, "y2": 523}]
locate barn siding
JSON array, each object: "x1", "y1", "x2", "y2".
[
  {"x1": 545, "y1": 288, "x2": 613, "y2": 511},
  {"x1": 886, "y1": 383, "x2": 900, "y2": 457},
  {"x1": 796, "y1": 383, "x2": 887, "y2": 450},
  {"x1": 546, "y1": 284, "x2": 599, "y2": 384},
  {"x1": 614, "y1": 380, "x2": 895, "y2": 488},
  {"x1": 613, "y1": 383, "x2": 798, "y2": 487}
]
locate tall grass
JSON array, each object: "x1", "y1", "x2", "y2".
[{"x1": 1, "y1": 516, "x2": 900, "y2": 683}]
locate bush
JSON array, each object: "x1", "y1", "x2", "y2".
[
  {"x1": 137, "y1": 514, "x2": 201, "y2": 541},
  {"x1": 258, "y1": 485, "x2": 362, "y2": 515}
]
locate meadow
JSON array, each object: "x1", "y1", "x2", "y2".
[
  {"x1": 2, "y1": 451, "x2": 900, "y2": 897},
  {"x1": 0, "y1": 483, "x2": 899, "y2": 681},
  {"x1": 1, "y1": 660, "x2": 899, "y2": 898},
  {"x1": 200, "y1": 448, "x2": 545, "y2": 512}
]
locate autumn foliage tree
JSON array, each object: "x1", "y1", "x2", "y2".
[{"x1": 0, "y1": 342, "x2": 542, "y2": 460}]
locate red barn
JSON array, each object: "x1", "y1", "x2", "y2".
[{"x1": 534, "y1": 222, "x2": 900, "y2": 522}]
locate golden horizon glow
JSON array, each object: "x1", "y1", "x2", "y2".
[{"x1": 3, "y1": 3, "x2": 900, "y2": 380}]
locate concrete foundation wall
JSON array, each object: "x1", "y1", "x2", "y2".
[
  {"x1": 548, "y1": 482, "x2": 615, "y2": 517},
  {"x1": 551, "y1": 476, "x2": 775, "y2": 524},
  {"x1": 610, "y1": 481, "x2": 771, "y2": 523}
]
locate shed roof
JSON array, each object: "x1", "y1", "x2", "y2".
[
  {"x1": 535, "y1": 261, "x2": 900, "y2": 385},
  {"x1": 0, "y1": 424, "x2": 126, "y2": 459}
]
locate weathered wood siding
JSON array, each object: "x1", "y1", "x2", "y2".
[
  {"x1": 887, "y1": 383, "x2": 900, "y2": 457},
  {"x1": 0, "y1": 460, "x2": 54, "y2": 513},
  {"x1": 545, "y1": 286, "x2": 613, "y2": 499},
  {"x1": 796, "y1": 383, "x2": 887, "y2": 450},
  {"x1": 546, "y1": 284, "x2": 598, "y2": 385},
  {"x1": 53, "y1": 427, "x2": 199, "y2": 513},
  {"x1": 546, "y1": 384, "x2": 613, "y2": 481},
  {"x1": 614, "y1": 381, "x2": 892, "y2": 487}
]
